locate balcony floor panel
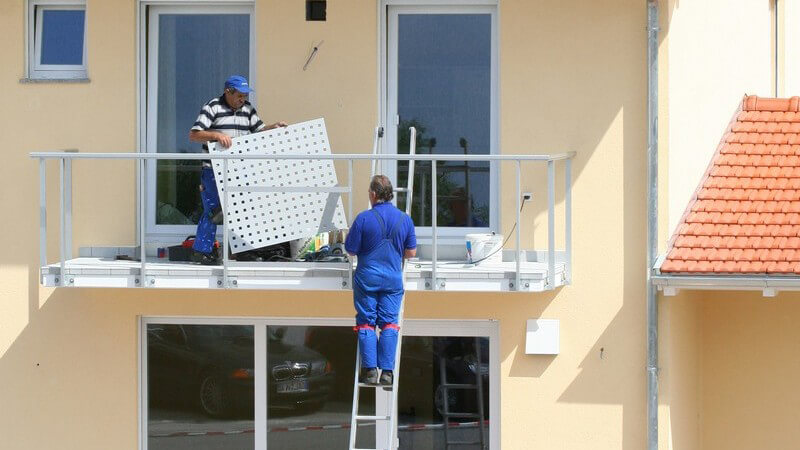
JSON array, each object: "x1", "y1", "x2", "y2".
[{"x1": 40, "y1": 257, "x2": 565, "y2": 292}]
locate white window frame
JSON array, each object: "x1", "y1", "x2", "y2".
[
  {"x1": 138, "y1": 316, "x2": 500, "y2": 450},
  {"x1": 138, "y1": 1, "x2": 256, "y2": 239},
  {"x1": 380, "y1": 1, "x2": 500, "y2": 242},
  {"x1": 27, "y1": 0, "x2": 88, "y2": 80}
]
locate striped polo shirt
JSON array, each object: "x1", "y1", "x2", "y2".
[{"x1": 191, "y1": 94, "x2": 266, "y2": 153}]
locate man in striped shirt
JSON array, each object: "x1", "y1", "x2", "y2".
[{"x1": 188, "y1": 75, "x2": 286, "y2": 264}]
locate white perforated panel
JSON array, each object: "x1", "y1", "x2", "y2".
[{"x1": 208, "y1": 118, "x2": 347, "y2": 253}]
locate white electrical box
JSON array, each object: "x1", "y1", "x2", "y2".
[{"x1": 525, "y1": 319, "x2": 560, "y2": 355}]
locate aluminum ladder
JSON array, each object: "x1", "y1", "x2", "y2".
[
  {"x1": 368, "y1": 126, "x2": 417, "y2": 212},
  {"x1": 436, "y1": 337, "x2": 487, "y2": 449},
  {"x1": 348, "y1": 126, "x2": 416, "y2": 450}
]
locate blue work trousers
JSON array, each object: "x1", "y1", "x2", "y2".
[
  {"x1": 354, "y1": 281, "x2": 403, "y2": 370},
  {"x1": 192, "y1": 167, "x2": 219, "y2": 254}
]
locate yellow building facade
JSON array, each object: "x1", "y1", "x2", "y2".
[{"x1": 1, "y1": 0, "x2": 796, "y2": 449}]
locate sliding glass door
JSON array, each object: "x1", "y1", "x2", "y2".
[
  {"x1": 386, "y1": 5, "x2": 498, "y2": 235},
  {"x1": 145, "y1": 5, "x2": 253, "y2": 236},
  {"x1": 142, "y1": 318, "x2": 498, "y2": 450}
]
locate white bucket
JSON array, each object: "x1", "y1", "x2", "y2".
[{"x1": 466, "y1": 233, "x2": 504, "y2": 264}]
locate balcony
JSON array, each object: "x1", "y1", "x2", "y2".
[{"x1": 32, "y1": 151, "x2": 574, "y2": 292}]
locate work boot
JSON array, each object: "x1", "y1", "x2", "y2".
[
  {"x1": 359, "y1": 368, "x2": 379, "y2": 385},
  {"x1": 211, "y1": 206, "x2": 224, "y2": 225},
  {"x1": 379, "y1": 370, "x2": 393, "y2": 386},
  {"x1": 191, "y1": 249, "x2": 219, "y2": 266}
]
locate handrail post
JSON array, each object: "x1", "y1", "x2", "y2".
[
  {"x1": 223, "y1": 158, "x2": 229, "y2": 288},
  {"x1": 59, "y1": 158, "x2": 66, "y2": 287},
  {"x1": 347, "y1": 158, "x2": 354, "y2": 288},
  {"x1": 431, "y1": 158, "x2": 437, "y2": 291},
  {"x1": 515, "y1": 160, "x2": 521, "y2": 290},
  {"x1": 565, "y1": 157, "x2": 572, "y2": 284},
  {"x1": 547, "y1": 160, "x2": 556, "y2": 289},
  {"x1": 39, "y1": 158, "x2": 47, "y2": 273},
  {"x1": 64, "y1": 150, "x2": 76, "y2": 260},
  {"x1": 139, "y1": 157, "x2": 147, "y2": 285}
]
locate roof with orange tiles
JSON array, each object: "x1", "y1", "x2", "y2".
[{"x1": 660, "y1": 95, "x2": 800, "y2": 275}]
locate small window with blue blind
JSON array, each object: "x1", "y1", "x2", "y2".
[{"x1": 28, "y1": 2, "x2": 87, "y2": 80}]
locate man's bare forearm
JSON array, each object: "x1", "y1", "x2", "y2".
[
  {"x1": 265, "y1": 121, "x2": 288, "y2": 130},
  {"x1": 189, "y1": 130, "x2": 222, "y2": 143}
]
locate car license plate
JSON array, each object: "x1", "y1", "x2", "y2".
[{"x1": 277, "y1": 379, "x2": 309, "y2": 393}]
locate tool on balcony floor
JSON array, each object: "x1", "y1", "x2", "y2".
[
  {"x1": 348, "y1": 126, "x2": 417, "y2": 450},
  {"x1": 437, "y1": 336, "x2": 487, "y2": 449}
]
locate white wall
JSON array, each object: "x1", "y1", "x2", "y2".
[
  {"x1": 785, "y1": 0, "x2": 800, "y2": 95},
  {"x1": 666, "y1": 0, "x2": 774, "y2": 235}
]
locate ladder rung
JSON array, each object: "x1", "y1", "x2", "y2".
[
  {"x1": 395, "y1": 187, "x2": 409, "y2": 192},
  {"x1": 442, "y1": 413, "x2": 482, "y2": 419},
  {"x1": 355, "y1": 415, "x2": 391, "y2": 421},
  {"x1": 440, "y1": 383, "x2": 478, "y2": 389},
  {"x1": 358, "y1": 383, "x2": 393, "y2": 390}
]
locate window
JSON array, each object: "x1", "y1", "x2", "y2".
[
  {"x1": 143, "y1": 4, "x2": 254, "y2": 235},
  {"x1": 141, "y1": 318, "x2": 499, "y2": 449},
  {"x1": 27, "y1": 1, "x2": 88, "y2": 80},
  {"x1": 386, "y1": 5, "x2": 498, "y2": 236}
]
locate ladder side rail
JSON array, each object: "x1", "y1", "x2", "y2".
[
  {"x1": 371, "y1": 126, "x2": 381, "y2": 178},
  {"x1": 387, "y1": 274, "x2": 406, "y2": 450},
  {"x1": 405, "y1": 127, "x2": 417, "y2": 216},
  {"x1": 369, "y1": 126, "x2": 381, "y2": 209},
  {"x1": 349, "y1": 343, "x2": 363, "y2": 449},
  {"x1": 439, "y1": 354, "x2": 453, "y2": 448},
  {"x1": 387, "y1": 128, "x2": 414, "y2": 449}
]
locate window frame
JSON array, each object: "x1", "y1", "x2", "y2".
[
  {"x1": 138, "y1": 316, "x2": 500, "y2": 450},
  {"x1": 27, "y1": 0, "x2": 88, "y2": 80},
  {"x1": 381, "y1": 1, "x2": 500, "y2": 240},
  {"x1": 138, "y1": 2, "x2": 256, "y2": 239}
]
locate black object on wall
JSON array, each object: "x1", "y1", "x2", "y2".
[{"x1": 306, "y1": 1, "x2": 326, "y2": 21}]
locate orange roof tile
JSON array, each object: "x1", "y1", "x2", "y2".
[{"x1": 661, "y1": 95, "x2": 800, "y2": 275}]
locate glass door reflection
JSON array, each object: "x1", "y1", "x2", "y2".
[{"x1": 392, "y1": 12, "x2": 494, "y2": 229}]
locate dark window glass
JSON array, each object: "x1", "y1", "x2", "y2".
[
  {"x1": 147, "y1": 324, "x2": 255, "y2": 450},
  {"x1": 266, "y1": 326, "x2": 362, "y2": 449},
  {"x1": 396, "y1": 14, "x2": 492, "y2": 228},
  {"x1": 154, "y1": 14, "x2": 250, "y2": 225},
  {"x1": 40, "y1": 9, "x2": 85, "y2": 65},
  {"x1": 398, "y1": 336, "x2": 490, "y2": 449},
  {"x1": 265, "y1": 326, "x2": 490, "y2": 449}
]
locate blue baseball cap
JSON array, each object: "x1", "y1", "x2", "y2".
[{"x1": 224, "y1": 75, "x2": 254, "y2": 94}]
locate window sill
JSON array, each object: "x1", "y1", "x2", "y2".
[{"x1": 19, "y1": 77, "x2": 90, "y2": 84}]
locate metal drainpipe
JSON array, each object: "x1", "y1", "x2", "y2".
[{"x1": 646, "y1": 1, "x2": 659, "y2": 450}]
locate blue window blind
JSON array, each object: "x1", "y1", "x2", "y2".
[{"x1": 40, "y1": 9, "x2": 85, "y2": 65}]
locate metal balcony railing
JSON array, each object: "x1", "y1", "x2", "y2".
[{"x1": 30, "y1": 151, "x2": 575, "y2": 292}]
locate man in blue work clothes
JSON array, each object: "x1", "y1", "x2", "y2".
[
  {"x1": 346, "y1": 175, "x2": 417, "y2": 385},
  {"x1": 188, "y1": 75, "x2": 286, "y2": 264}
]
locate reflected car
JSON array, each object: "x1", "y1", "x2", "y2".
[
  {"x1": 147, "y1": 325, "x2": 334, "y2": 417},
  {"x1": 302, "y1": 328, "x2": 489, "y2": 422}
]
